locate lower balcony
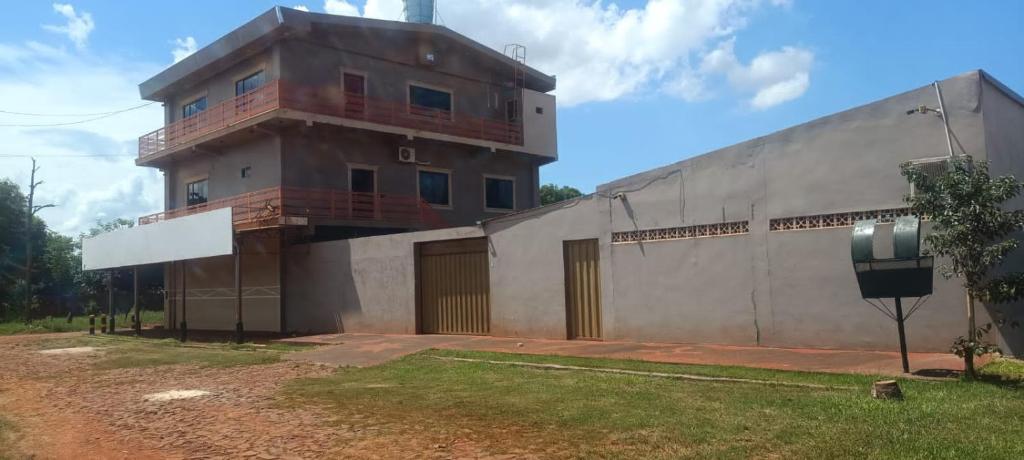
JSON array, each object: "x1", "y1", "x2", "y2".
[{"x1": 138, "y1": 186, "x2": 446, "y2": 231}]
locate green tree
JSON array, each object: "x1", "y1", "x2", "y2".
[
  {"x1": 36, "y1": 232, "x2": 82, "y2": 315},
  {"x1": 902, "y1": 157, "x2": 1024, "y2": 379},
  {"x1": 0, "y1": 179, "x2": 47, "y2": 321},
  {"x1": 540, "y1": 184, "x2": 583, "y2": 205}
]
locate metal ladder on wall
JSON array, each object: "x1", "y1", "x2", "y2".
[{"x1": 503, "y1": 44, "x2": 527, "y2": 142}]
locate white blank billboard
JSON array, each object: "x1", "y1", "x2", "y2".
[{"x1": 82, "y1": 208, "x2": 234, "y2": 270}]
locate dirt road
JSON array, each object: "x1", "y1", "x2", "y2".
[{"x1": 0, "y1": 334, "x2": 515, "y2": 459}]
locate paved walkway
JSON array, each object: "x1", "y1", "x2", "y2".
[{"x1": 280, "y1": 333, "x2": 965, "y2": 377}]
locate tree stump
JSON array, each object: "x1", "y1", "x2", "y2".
[{"x1": 872, "y1": 380, "x2": 903, "y2": 400}]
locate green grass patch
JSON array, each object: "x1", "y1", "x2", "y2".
[
  {"x1": 284, "y1": 349, "x2": 1024, "y2": 459},
  {"x1": 37, "y1": 335, "x2": 308, "y2": 370},
  {"x1": 0, "y1": 415, "x2": 17, "y2": 460},
  {"x1": 979, "y1": 358, "x2": 1024, "y2": 385},
  {"x1": 0, "y1": 310, "x2": 164, "y2": 336}
]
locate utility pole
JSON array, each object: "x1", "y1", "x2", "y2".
[{"x1": 24, "y1": 158, "x2": 55, "y2": 318}]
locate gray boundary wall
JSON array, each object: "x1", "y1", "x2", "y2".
[{"x1": 285, "y1": 70, "x2": 1024, "y2": 354}]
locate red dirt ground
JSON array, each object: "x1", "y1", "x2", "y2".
[{"x1": 0, "y1": 333, "x2": 526, "y2": 459}]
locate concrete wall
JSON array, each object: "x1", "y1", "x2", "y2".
[
  {"x1": 980, "y1": 75, "x2": 1024, "y2": 354},
  {"x1": 285, "y1": 71, "x2": 1024, "y2": 355},
  {"x1": 165, "y1": 135, "x2": 281, "y2": 209},
  {"x1": 279, "y1": 37, "x2": 513, "y2": 121},
  {"x1": 281, "y1": 127, "x2": 540, "y2": 227},
  {"x1": 164, "y1": 48, "x2": 278, "y2": 125},
  {"x1": 164, "y1": 234, "x2": 281, "y2": 332},
  {"x1": 285, "y1": 226, "x2": 484, "y2": 334},
  {"x1": 522, "y1": 89, "x2": 557, "y2": 159}
]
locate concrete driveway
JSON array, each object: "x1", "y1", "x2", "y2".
[{"x1": 279, "y1": 333, "x2": 966, "y2": 376}]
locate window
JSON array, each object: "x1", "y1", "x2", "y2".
[
  {"x1": 485, "y1": 176, "x2": 515, "y2": 211},
  {"x1": 186, "y1": 179, "x2": 208, "y2": 207},
  {"x1": 506, "y1": 99, "x2": 520, "y2": 122},
  {"x1": 182, "y1": 96, "x2": 207, "y2": 118},
  {"x1": 409, "y1": 84, "x2": 452, "y2": 116},
  {"x1": 235, "y1": 70, "x2": 265, "y2": 96},
  {"x1": 350, "y1": 167, "x2": 375, "y2": 193},
  {"x1": 418, "y1": 169, "x2": 451, "y2": 207},
  {"x1": 240, "y1": 166, "x2": 252, "y2": 178},
  {"x1": 343, "y1": 72, "x2": 366, "y2": 96},
  {"x1": 343, "y1": 72, "x2": 366, "y2": 114}
]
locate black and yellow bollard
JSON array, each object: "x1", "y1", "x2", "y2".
[
  {"x1": 100, "y1": 314, "x2": 107, "y2": 334},
  {"x1": 88, "y1": 315, "x2": 95, "y2": 335}
]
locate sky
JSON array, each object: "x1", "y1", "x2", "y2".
[{"x1": 0, "y1": 0, "x2": 1022, "y2": 236}]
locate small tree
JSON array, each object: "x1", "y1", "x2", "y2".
[
  {"x1": 902, "y1": 157, "x2": 1024, "y2": 379},
  {"x1": 540, "y1": 184, "x2": 583, "y2": 205}
]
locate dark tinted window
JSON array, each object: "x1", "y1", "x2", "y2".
[
  {"x1": 409, "y1": 85, "x2": 452, "y2": 112},
  {"x1": 351, "y1": 168, "x2": 375, "y2": 193},
  {"x1": 182, "y1": 96, "x2": 207, "y2": 118},
  {"x1": 235, "y1": 71, "x2": 265, "y2": 96},
  {"x1": 418, "y1": 170, "x2": 450, "y2": 206},
  {"x1": 485, "y1": 177, "x2": 514, "y2": 210},
  {"x1": 186, "y1": 179, "x2": 208, "y2": 206}
]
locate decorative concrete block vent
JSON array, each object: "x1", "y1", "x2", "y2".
[
  {"x1": 37, "y1": 347, "x2": 100, "y2": 355},
  {"x1": 143, "y1": 390, "x2": 212, "y2": 402}
]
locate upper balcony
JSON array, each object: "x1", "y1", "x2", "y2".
[{"x1": 138, "y1": 80, "x2": 526, "y2": 162}]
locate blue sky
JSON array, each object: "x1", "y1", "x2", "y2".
[{"x1": 0, "y1": 1, "x2": 1022, "y2": 235}]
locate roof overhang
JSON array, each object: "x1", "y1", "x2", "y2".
[{"x1": 139, "y1": 6, "x2": 556, "y2": 101}]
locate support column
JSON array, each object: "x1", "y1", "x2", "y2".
[
  {"x1": 235, "y1": 238, "x2": 244, "y2": 344},
  {"x1": 894, "y1": 297, "x2": 910, "y2": 374},
  {"x1": 180, "y1": 261, "x2": 188, "y2": 342},
  {"x1": 133, "y1": 266, "x2": 141, "y2": 336},
  {"x1": 106, "y1": 271, "x2": 115, "y2": 334}
]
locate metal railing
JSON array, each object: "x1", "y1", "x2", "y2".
[
  {"x1": 138, "y1": 80, "x2": 524, "y2": 158},
  {"x1": 137, "y1": 186, "x2": 446, "y2": 230}
]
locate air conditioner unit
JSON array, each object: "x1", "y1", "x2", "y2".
[
  {"x1": 907, "y1": 156, "x2": 950, "y2": 197},
  {"x1": 398, "y1": 147, "x2": 416, "y2": 163}
]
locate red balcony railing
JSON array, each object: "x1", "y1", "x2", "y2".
[
  {"x1": 137, "y1": 186, "x2": 446, "y2": 230},
  {"x1": 138, "y1": 80, "x2": 524, "y2": 158}
]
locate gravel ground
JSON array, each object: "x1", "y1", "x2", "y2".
[{"x1": 0, "y1": 334, "x2": 539, "y2": 459}]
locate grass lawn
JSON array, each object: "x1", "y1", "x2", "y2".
[
  {"x1": 0, "y1": 310, "x2": 164, "y2": 335},
  {"x1": 285, "y1": 349, "x2": 1024, "y2": 459},
  {"x1": 36, "y1": 335, "x2": 308, "y2": 370},
  {"x1": 0, "y1": 415, "x2": 15, "y2": 460}
]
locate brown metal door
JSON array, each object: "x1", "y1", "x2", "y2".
[
  {"x1": 419, "y1": 238, "x2": 490, "y2": 335},
  {"x1": 564, "y1": 239, "x2": 602, "y2": 339}
]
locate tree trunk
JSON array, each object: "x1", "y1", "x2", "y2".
[{"x1": 965, "y1": 289, "x2": 977, "y2": 380}]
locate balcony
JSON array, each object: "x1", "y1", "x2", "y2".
[
  {"x1": 138, "y1": 186, "x2": 446, "y2": 231},
  {"x1": 138, "y1": 80, "x2": 524, "y2": 159}
]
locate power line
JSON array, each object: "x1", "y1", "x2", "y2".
[
  {"x1": 0, "y1": 102, "x2": 155, "y2": 117},
  {"x1": 0, "y1": 101, "x2": 158, "y2": 128}
]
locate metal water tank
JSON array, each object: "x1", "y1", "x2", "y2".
[{"x1": 404, "y1": 0, "x2": 435, "y2": 24}]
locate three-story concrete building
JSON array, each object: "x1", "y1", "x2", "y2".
[{"x1": 84, "y1": 5, "x2": 557, "y2": 336}]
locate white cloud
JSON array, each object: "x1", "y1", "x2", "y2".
[
  {"x1": 43, "y1": 3, "x2": 95, "y2": 49},
  {"x1": 699, "y1": 38, "x2": 813, "y2": 109},
  {"x1": 171, "y1": 36, "x2": 197, "y2": 63},
  {"x1": 324, "y1": 0, "x2": 360, "y2": 16},
  {"x1": 0, "y1": 41, "x2": 164, "y2": 236},
  {"x1": 326, "y1": 0, "x2": 808, "y2": 107},
  {"x1": 293, "y1": 5, "x2": 311, "y2": 12}
]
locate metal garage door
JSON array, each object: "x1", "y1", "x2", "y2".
[
  {"x1": 564, "y1": 239, "x2": 602, "y2": 339},
  {"x1": 418, "y1": 238, "x2": 490, "y2": 335}
]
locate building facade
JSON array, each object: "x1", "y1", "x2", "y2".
[
  {"x1": 81, "y1": 7, "x2": 1024, "y2": 356},
  {"x1": 83, "y1": 6, "x2": 557, "y2": 333},
  {"x1": 284, "y1": 70, "x2": 1024, "y2": 356}
]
